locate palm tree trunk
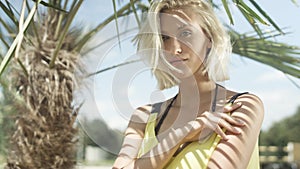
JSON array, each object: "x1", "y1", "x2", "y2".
[{"x1": 4, "y1": 7, "x2": 83, "y2": 169}]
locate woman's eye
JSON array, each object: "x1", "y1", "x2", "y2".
[
  {"x1": 161, "y1": 35, "x2": 170, "y2": 41},
  {"x1": 180, "y1": 30, "x2": 192, "y2": 37}
]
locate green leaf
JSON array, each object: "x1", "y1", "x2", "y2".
[
  {"x1": 74, "y1": 0, "x2": 138, "y2": 52},
  {"x1": 291, "y1": 0, "x2": 299, "y2": 6},
  {"x1": 221, "y1": 0, "x2": 234, "y2": 25},
  {"x1": 249, "y1": 0, "x2": 283, "y2": 34},
  {"x1": 130, "y1": 0, "x2": 141, "y2": 28},
  {"x1": 230, "y1": 29, "x2": 300, "y2": 79},
  {"x1": 86, "y1": 59, "x2": 141, "y2": 77},
  {"x1": 0, "y1": 0, "x2": 41, "y2": 77},
  {"x1": 54, "y1": 0, "x2": 69, "y2": 39},
  {"x1": 0, "y1": 16, "x2": 16, "y2": 37},
  {"x1": 234, "y1": 0, "x2": 268, "y2": 25},
  {"x1": 0, "y1": 28, "x2": 10, "y2": 50},
  {"x1": 0, "y1": 1, "x2": 19, "y2": 27},
  {"x1": 49, "y1": 0, "x2": 83, "y2": 68},
  {"x1": 31, "y1": 0, "x2": 68, "y2": 13},
  {"x1": 82, "y1": 27, "x2": 138, "y2": 56},
  {"x1": 14, "y1": 0, "x2": 27, "y2": 60},
  {"x1": 112, "y1": 0, "x2": 122, "y2": 50},
  {"x1": 238, "y1": 7, "x2": 263, "y2": 37}
]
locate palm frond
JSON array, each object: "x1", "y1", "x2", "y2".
[
  {"x1": 233, "y1": 0, "x2": 268, "y2": 25},
  {"x1": 112, "y1": 0, "x2": 122, "y2": 50},
  {"x1": 221, "y1": 0, "x2": 234, "y2": 25},
  {"x1": 0, "y1": 1, "x2": 19, "y2": 27},
  {"x1": 31, "y1": 0, "x2": 68, "y2": 12},
  {"x1": 49, "y1": 0, "x2": 83, "y2": 68},
  {"x1": 249, "y1": 0, "x2": 283, "y2": 34},
  {"x1": 54, "y1": 0, "x2": 69, "y2": 39},
  {"x1": 291, "y1": 0, "x2": 299, "y2": 6},
  {"x1": 233, "y1": 0, "x2": 263, "y2": 37},
  {"x1": 14, "y1": 0, "x2": 27, "y2": 60},
  {"x1": 0, "y1": 27, "x2": 10, "y2": 51},
  {"x1": 86, "y1": 59, "x2": 140, "y2": 77},
  {"x1": 231, "y1": 29, "x2": 300, "y2": 78},
  {"x1": 0, "y1": 0, "x2": 41, "y2": 77},
  {"x1": 82, "y1": 27, "x2": 138, "y2": 56},
  {"x1": 130, "y1": 0, "x2": 141, "y2": 28},
  {"x1": 74, "y1": 0, "x2": 140, "y2": 52}
]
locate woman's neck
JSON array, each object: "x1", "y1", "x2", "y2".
[{"x1": 175, "y1": 73, "x2": 217, "y2": 108}]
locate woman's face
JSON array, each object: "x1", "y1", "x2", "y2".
[{"x1": 160, "y1": 8, "x2": 211, "y2": 79}]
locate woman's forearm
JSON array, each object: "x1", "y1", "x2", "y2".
[{"x1": 123, "y1": 128, "x2": 188, "y2": 169}]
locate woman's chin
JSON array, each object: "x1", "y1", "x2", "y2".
[{"x1": 172, "y1": 71, "x2": 194, "y2": 80}]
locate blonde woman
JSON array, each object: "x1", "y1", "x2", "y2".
[{"x1": 113, "y1": 0, "x2": 264, "y2": 168}]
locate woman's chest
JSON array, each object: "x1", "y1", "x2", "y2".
[{"x1": 156, "y1": 103, "x2": 211, "y2": 136}]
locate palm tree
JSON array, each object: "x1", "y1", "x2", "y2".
[
  {"x1": 0, "y1": 0, "x2": 299, "y2": 168},
  {"x1": 0, "y1": 0, "x2": 139, "y2": 168},
  {"x1": 1, "y1": 1, "x2": 86, "y2": 168}
]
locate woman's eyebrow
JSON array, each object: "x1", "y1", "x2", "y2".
[
  {"x1": 178, "y1": 23, "x2": 191, "y2": 30},
  {"x1": 160, "y1": 24, "x2": 191, "y2": 36},
  {"x1": 178, "y1": 24, "x2": 187, "y2": 30}
]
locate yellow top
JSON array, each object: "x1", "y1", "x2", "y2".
[{"x1": 137, "y1": 111, "x2": 260, "y2": 169}]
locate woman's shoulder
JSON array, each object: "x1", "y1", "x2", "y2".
[
  {"x1": 130, "y1": 104, "x2": 153, "y2": 124},
  {"x1": 208, "y1": 91, "x2": 264, "y2": 168},
  {"x1": 125, "y1": 104, "x2": 153, "y2": 136},
  {"x1": 235, "y1": 92, "x2": 264, "y2": 115},
  {"x1": 226, "y1": 90, "x2": 264, "y2": 122},
  {"x1": 130, "y1": 96, "x2": 175, "y2": 123},
  {"x1": 226, "y1": 89, "x2": 263, "y2": 105}
]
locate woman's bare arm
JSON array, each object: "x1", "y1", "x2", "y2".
[
  {"x1": 113, "y1": 102, "x2": 245, "y2": 169},
  {"x1": 113, "y1": 104, "x2": 184, "y2": 169},
  {"x1": 207, "y1": 94, "x2": 264, "y2": 169},
  {"x1": 113, "y1": 106, "x2": 151, "y2": 168}
]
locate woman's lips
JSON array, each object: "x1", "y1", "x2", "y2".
[{"x1": 169, "y1": 58, "x2": 188, "y2": 64}]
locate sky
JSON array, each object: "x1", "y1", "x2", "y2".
[{"x1": 72, "y1": 0, "x2": 300, "y2": 133}]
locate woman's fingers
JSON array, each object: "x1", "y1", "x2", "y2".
[
  {"x1": 217, "y1": 118, "x2": 241, "y2": 135},
  {"x1": 184, "y1": 103, "x2": 245, "y2": 141},
  {"x1": 218, "y1": 113, "x2": 246, "y2": 127},
  {"x1": 223, "y1": 102, "x2": 242, "y2": 113},
  {"x1": 214, "y1": 125, "x2": 228, "y2": 140},
  {"x1": 191, "y1": 111, "x2": 245, "y2": 141},
  {"x1": 204, "y1": 112, "x2": 245, "y2": 138}
]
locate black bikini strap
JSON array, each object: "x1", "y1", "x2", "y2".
[
  {"x1": 153, "y1": 91, "x2": 248, "y2": 135},
  {"x1": 227, "y1": 92, "x2": 249, "y2": 104},
  {"x1": 211, "y1": 84, "x2": 219, "y2": 112},
  {"x1": 154, "y1": 94, "x2": 178, "y2": 135},
  {"x1": 151, "y1": 102, "x2": 163, "y2": 114}
]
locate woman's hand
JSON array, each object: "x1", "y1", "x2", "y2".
[{"x1": 182, "y1": 102, "x2": 245, "y2": 143}]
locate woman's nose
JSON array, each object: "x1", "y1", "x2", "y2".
[{"x1": 166, "y1": 38, "x2": 182, "y2": 55}]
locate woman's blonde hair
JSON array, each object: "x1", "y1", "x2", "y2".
[{"x1": 136, "y1": 0, "x2": 232, "y2": 90}]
